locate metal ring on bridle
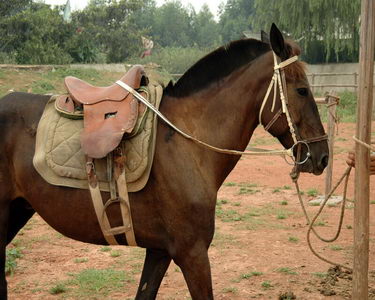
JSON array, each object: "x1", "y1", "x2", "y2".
[{"x1": 291, "y1": 141, "x2": 311, "y2": 165}]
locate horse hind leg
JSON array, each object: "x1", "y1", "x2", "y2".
[{"x1": 135, "y1": 248, "x2": 171, "y2": 300}]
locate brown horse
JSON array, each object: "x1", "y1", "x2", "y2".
[{"x1": 0, "y1": 24, "x2": 328, "y2": 299}]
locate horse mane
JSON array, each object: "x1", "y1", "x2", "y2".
[
  {"x1": 164, "y1": 39, "x2": 270, "y2": 98},
  {"x1": 164, "y1": 38, "x2": 307, "y2": 98}
]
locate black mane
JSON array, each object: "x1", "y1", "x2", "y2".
[{"x1": 164, "y1": 39, "x2": 271, "y2": 98}]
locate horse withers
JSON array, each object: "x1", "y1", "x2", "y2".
[{"x1": 0, "y1": 24, "x2": 328, "y2": 299}]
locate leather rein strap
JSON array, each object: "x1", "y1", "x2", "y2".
[{"x1": 116, "y1": 53, "x2": 327, "y2": 164}]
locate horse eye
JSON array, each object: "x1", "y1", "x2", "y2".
[{"x1": 296, "y1": 88, "x2": 308, "y2": 96}]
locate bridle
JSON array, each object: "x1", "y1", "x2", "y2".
[
  {"x1": 258, "y1": 52, "x2": 328, "y2": 165},
  {"x1": 115, "y1": 51, "x2": 327, "y2": 166}
]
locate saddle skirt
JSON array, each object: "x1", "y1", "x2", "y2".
[{"x1": 33, "y1": 82, "x2": 163, "y2": 192}]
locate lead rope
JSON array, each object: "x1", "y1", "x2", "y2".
[
  {"x1": 294, "y1": 136, "x2": 375, "y2": 270},
  {"x1": 292, "y1": 167, "x2": 352, "y2": 270}
]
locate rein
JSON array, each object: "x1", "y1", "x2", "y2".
[{"x1": 116, "y1": 52, "x2": 325, "y2": 164}]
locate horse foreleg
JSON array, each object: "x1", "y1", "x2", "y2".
[
  {"x1": 174, "y1": 244, "x2": 213, "y2": 300},
  {"x1": 135, "y1": 248, "x2": 171, "y2": 300},
  {"x1": 0, "y1": 202, "x2": 9, "y2": 300},
  {"x1": 7, "y1": 198, "x2": 35, "y2": 244}
]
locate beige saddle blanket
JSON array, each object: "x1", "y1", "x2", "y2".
[{"x1": 33, "y1": 83, "x2": 163, "y2": 192}]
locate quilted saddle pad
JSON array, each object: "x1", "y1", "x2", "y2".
[{"x1": 33, "y1": 83, "x2": 163, "y2": 192}]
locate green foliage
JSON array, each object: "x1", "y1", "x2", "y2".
[
  {"x1": 219, "y1": 0, "x2": 255, "y2": 42},
  {"x1": 151, "y1": 1, "x2": 195, "y2": 48},
  {"x1": 132, "y1": 46, "x2": 209, "y2": 74},
  {"x1": 49, "y1": 283, "x2": 67, "y2": 295},
  {"x1": 306, "y1": 188, "x2": 319, "y2": 197},
  {"x1": 0, "y1": 0, "x2": 31, "y2": 17},
  {"x1": 252, "y1": 0, "x2": 361, "y2": 63},
  {"x1": 337, "y1": 91, "x2": 357, "y2": 122},
  {"x1": 66, "y1": 268, "x2": 131, "y2": 297},
  {"x1": 192, "y1": 4, "x2": 221, "y2": 48},
  {"x1": 330, "y1": 245, "x2": 344, "y2": 251},
  {"x1": 5, "y1": 247, "x2": 23, "y2": 275},
  {"x1": 241, "y1": 271, "x2": 263, "y2": 279},
  {"x1": 73, "y1": 0, "x2": 144, "y2": 63},
  {"x1": 261, "y1": 280, "x2": 273, "y2": 289},
  {"x1": 0, "y1": 4, "x2": 73, "y2": 64},
  {"x1": 275, "y1": 267, "x2": 298, "y2": 275}
]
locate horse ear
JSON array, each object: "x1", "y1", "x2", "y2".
[
  {"x1": 270, "y1": 23, "x2": 289, "y2": 60},
  {"x1": 261, "y1": 30, "x2": 270, "y2": 44}
]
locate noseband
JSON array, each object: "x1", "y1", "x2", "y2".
[{"x1": 259, "y1": 53, "x2": 328, "y2": 165}]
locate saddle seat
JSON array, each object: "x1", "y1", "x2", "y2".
[
  {"x1": 57, "y1": 65, "x2": 149, "y2": 159},
  {"x1": 65, "y1": 65, "x2": 148, "y2": 105}
]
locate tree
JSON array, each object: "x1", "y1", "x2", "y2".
[
  {"x1": 218, "y1": 0, "x2": 256, "y2": 43},
  {"x1": 192, "y1": 4, "x2": 220, "y2": 48},
  {"x1": 252, "y1": 0, "x2": 360, "y2": 63},
  {"x1": 0, "y1": 0, "x2": 31, "y2": 17},
  {"x1": 73, "y1": 0, "x2": 145, "y2": 63},
  {"x1": 0, "y1": 3, "x2": 73, "y2": 64},
  {"x1": 152, "y1": 1, "x2": 195, "y2": 47}
]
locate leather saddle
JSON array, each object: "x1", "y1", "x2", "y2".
[{"x1": 56, "y1": 65, "x2": 149, "y2": 159}]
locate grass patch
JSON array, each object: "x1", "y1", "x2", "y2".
[
  {"x1": 280, "y1": 200, "x2": 288, "y2": 206},
  {"x1": 288, "y1": 236, "x2": 299, "y2": 243},
  {"x1": 110, "y1": 250, "x2": 122, "y2": 257},
  {"x1": 222, "y1": 287, "x2": 238, "y2": 293},
  {"x1": 282, "y1": 185, "x2": 292, "y2": 190},
  {"x1": 330, "y1": 245, "x2": 344, "y2": 251},
  {"x1": 312, "y1": 272, "x2": 327, "y2": 278},
  {"x1": 63, "y1": 268, "x2": 132, "y2": 298},
  {"x1": 100, "y1": 246, "x2": 112, "y2": 252},
  {"x1": 223, "y1": 182, "x2": 236, "y2": 187},
  {"x1": 313, "y1": 220, "x2": 326, "y2": 227},
  {"x1": 74, "y1": 258, "x2": 88, "y2": 263},
  {"x1": 31, "y1": 80, "x2": 55, "y2": 94},
  {"x1": 261, "y1": 280, "x2": 273, "y2": 289},
  {"x1": 276, "y1": 213, "x2": 287, "y2": 220},
  {"x1": 217, "y1": 199, "x2": 228, "y2": 205},
  {"x1": 346, "y1": 225, "x2": 353, "y2": 229},
  {"x1": 238, "y1": 187, "x2": 260, "y2": 195},
  {"x1": 272, "y1": 188, "x2": 281, "y2": 193},
  {"x1": 370, "y1": 200, "x2": 375, "y2": 204},
  {"x1": 49, "y1": 283, "x2": 68, "y2": 295},
  {"x1": 216, "y1": 208, "x2": 242, "y2": 222},
  {"x1": 241, "y1": 271, "x2": 263, "y2": 279},
  {"x1": 275, "y1": 267, "x2": 298, "y2": 275},
  {"x1": 5, "y1": 247, "x2": 23, "y2": 275},
  {"x1": 211, "y1": 231, "x2": 235, "y2": 247},
  {"x1": 307, "y1": 188, "x2": 319, "y2": 197}
]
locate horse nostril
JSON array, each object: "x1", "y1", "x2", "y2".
[{"x1": 320, "y1": 154, "x2": 329, "y2": 169}]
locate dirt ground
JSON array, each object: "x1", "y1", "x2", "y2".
[{"x1": 6, "y1": 122, "x2": 375, "y2": 299}]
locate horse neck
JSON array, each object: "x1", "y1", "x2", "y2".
[{"x1": 161, "y1": 54, "x2": 274, "y2": 189}]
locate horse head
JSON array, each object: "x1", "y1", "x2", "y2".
[{"x1": 260, "y1": 24, "x2": 329, "y2": 175}]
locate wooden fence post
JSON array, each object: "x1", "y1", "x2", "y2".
[
  {"x1": 324, "y1": 94, "x2": 338, "y2": 198},
  {"x1": 353, "y1": 0, "x2": 375, "y2": 299}
]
